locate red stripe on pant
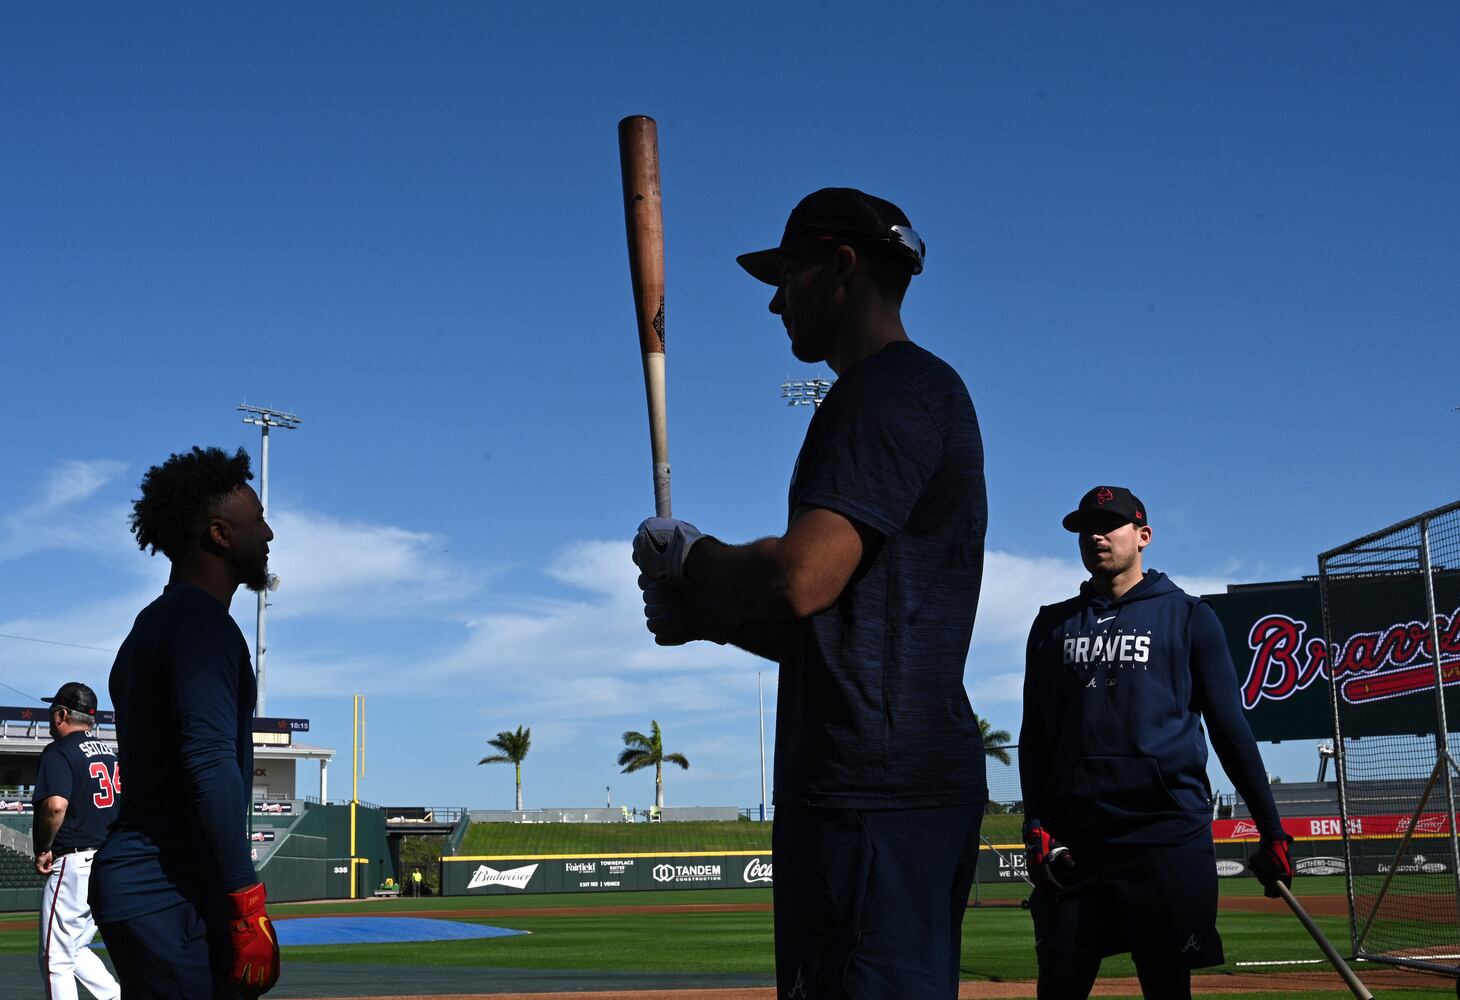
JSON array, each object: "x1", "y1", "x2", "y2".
[{"x1": 42, "y1": 853, "x2": 68, "y2": 1000}]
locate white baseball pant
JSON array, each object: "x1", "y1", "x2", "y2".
[{"x1": 40, "y1": 850, "x2": 120, "y2": 1000}]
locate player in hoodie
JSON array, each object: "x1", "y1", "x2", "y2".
[{"x1": 1018, "y1": 486, "x2": 1293, "y2": 1000}]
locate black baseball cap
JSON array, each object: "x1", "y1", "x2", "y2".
[
  {"x1": 736, "y1": 187, "x2": 926, "y2": 286},
  {"x1": 1062, "y1": 486, "x2": 1148, "y2": 533},
  {"x1": 42, "y1": 682, "x2": 98, "y2": 716}
]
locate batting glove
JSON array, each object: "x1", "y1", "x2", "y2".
[
  {"x1": 633, "y1": 517, "x2": 705, "y2": 584},
  {"x1": 640, "y1": 575, "x2": 739, "y2": 646},
  {"x1": 226, "y1": 882, "x2": 280, "y2": 997},
  {"x1": 1247, "y1": 834, "x2": 1294, "y2": 899},
  {"x1": 1023, "y1": 819, "x2": 1076, "y2": 893}
]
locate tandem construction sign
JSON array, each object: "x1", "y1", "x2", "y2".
[{"x1": 441, "y1": 852, "x2": 774, "y2": 896}]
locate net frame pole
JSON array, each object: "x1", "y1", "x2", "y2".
[
  {"x1": 1418, "y1": 515, "x2": 1460, "y2": 931},
  {"x1": 1319, "y1": 550, "x2": 1363, "y2": 955}
]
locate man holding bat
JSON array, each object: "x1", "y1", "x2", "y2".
[
  {"x1": 1018, "y1": 486, "x2": 1293, "y2": 999},
  {"x1": 633, "y1": 188, "x2": 988, "y2": 998}
]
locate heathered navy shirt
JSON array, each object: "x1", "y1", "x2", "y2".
[
  {"x1": 1019, "y1": 571, "x2": 1284, "y2": 847},
  {"x1": 91, "y1": 584, "x2": 258, "y2": 923},
  {"x1": 33, "y1": 730, "x2": 121, "y2": 853},
  {"x1": 777, "y1": 340, "x2": 988, "y2": 809}
]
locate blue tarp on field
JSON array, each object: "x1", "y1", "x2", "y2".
[{"x1": 273, "y1": 916, "x2": 527, "y2": 946}]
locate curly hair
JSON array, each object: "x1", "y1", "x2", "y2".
[{"x1": 130, "y1": 446, "x2": 254, "y2": 559}]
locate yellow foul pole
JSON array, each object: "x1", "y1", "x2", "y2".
[{"x1": 350, "y1": 694, "x2": 365, "y2": 898}]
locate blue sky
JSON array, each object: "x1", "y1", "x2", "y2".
[{"x1": 2, "y1": 3, "x2": 1455, "y2": 813}]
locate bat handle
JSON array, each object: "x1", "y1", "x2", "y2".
[
  {"x1": 1275, "y1": 882, "x2": 1374, "y2": 1000},
  {"x1": 653, "y1": 465, "x2": 671, "y2": 518}
]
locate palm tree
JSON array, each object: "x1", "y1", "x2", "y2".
[
  {"x1": 478, "y1": 726, "x2": 531, "y2": 810},
  {"x1": 977, "y1": 716, "x2": 1012, "y2": 767},
  {"x1": 617, "y1": 719, "x2": 689, "y2": 809}
]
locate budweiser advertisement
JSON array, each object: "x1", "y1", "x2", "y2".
[
  {"x1": 1213, "y1": 813, "x2": 1454, "y2": 841},
  {"x1": 1204, "y1": 579, "x2": 1460, "y2": 741}
]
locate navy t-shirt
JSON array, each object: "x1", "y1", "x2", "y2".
[
  {"x1": 91, "y1": 584, "x2": 258, "y2": 923},
  {"x1": 33, "y1": 730, "x2": 121, "y2": 853},
  {"x1": 776, "y1": 340, "x2": 988, "y2": 808}
]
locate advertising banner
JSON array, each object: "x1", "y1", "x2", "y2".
[
  {"x1": 252, "y1": 801, "x2": 294, "y2": 815},
  {"x1": 979, "y1": 838, "x2": 1370, "y2": 882},
  {"x1": 1213, "y1": 813, "x2": 1453, "y2": 841},
  {"x1": 443, "y1": 852, "x2": 775, "y2": 895},
  {"x1": 1205, "y1": 579, "x2": 1460, "y2": 741}
]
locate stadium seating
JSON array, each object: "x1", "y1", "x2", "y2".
[{"x1": 0, "y1": 843, "x2": 45, "y2": 890}]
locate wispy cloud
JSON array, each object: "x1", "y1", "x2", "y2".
[
  {"x1": 0, "y1": 459, "x2": 131, "y2": 560},
  {"x1": 264, "y1": 509, "x2": 478, "y2": 618}
]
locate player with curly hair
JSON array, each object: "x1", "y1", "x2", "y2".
[{"x1": 90, "y1": 446, "x2": 280, "y2": 999}]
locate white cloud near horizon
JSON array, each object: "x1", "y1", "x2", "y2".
[{"x1": 2, "y1": 485, "x2": 1252, "y2": 785}]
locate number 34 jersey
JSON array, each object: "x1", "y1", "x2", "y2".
[{"x1": 33, "y1": 731, "x2": 121, "y2": 852}]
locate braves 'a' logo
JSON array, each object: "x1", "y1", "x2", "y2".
[{"x1": 1096, "y1": 487, "x2": 1114, "y2": 505}]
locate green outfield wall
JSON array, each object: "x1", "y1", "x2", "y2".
[
  {"x1": 442, "y1": 833, "x2": 1412, "y2": 898},
  {"x1": 442, "y1": 850, "x2": 776, "y2": 895},
  {"x1": 257, "y1": 801, "x2": 393, "y2": 902}
]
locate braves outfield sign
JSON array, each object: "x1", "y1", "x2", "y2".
[
  {"x1": 442, "y1": 852, "x2": 773, "y2": 895},
  {"x1": 1204, "y1": 580, "x2": 1460, "y2": 740}
]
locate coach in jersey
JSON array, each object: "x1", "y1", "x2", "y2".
[{"x1": 34, "y1": 681, "x2": 121, "y2": 1000}]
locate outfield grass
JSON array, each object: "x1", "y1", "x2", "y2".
[
  {"x1": 3, "y1": 883, "x2": 1454, "y2": 996},
  {"x1": 458, "y1": 814, "x2": 1030, "y2": 856},
  {"x1": 458, "y1": 820, "x2": 774, "y2": 855},
  {"x1": 267, "y1": 898, "x2": 1454, "y2": 996}
]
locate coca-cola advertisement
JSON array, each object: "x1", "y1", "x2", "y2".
[{"x1": 1205, "y1": 578, "x2": 1460, "y2": 741}]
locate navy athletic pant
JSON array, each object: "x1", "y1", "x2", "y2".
[
  {"x1": 1029, "y1": 832, "x2": 1223, "y2": 999},
  {"x1": 99, "y1": 898, "x2": 231, "y2": 999},
  {"x1": 772, "y1": 802, "x2": 984, "y2": 999}
]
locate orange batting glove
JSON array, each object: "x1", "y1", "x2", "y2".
[{"x1": 226, "y1": 882, "x2": 280, "y2": 996}]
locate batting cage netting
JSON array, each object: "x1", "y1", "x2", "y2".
[{"x1": 1318, "y1": 499, "x2": 1460, "y2": 978}]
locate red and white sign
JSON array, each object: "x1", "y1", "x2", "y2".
[{"x1": 1213, "y1": 813, "x2": 1453, "y2": 840}]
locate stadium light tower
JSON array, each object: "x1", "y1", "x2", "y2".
[
  {"x1": 758, "y1": 672, "x2": 769, "y2": 822},
  {"x1": 780, "y1": 376, "x2": 835, "y2": 409},
  {"x1": 238, "y1": 404, "x2": 301, "y2": 717}
]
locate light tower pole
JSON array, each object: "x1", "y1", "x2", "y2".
[
  {"x1": 758, "y1": 672, "x2": 768, "y2": 822},
  {"x1": 238, "y1": 404, "x2": 301, "y2": 716}
]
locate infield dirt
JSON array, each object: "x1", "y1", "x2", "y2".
[{"x1": 306, "y1": 963, "x2": 1448, "y2": 999}]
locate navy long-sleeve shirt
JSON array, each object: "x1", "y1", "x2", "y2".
[
  {"x1": 91, "y1": 584, "x2": 258, "y2": 923},
  {"x1": 1019, "y1": 571, "x2": 1284, "y2": 847}
]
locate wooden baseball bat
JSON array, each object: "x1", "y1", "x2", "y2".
[
  {"x1": 618, "y1": 115, "x2": 671, "y2": 518},
  {"x1": 1275, "y1": 882, "x2": 1374, "y2": 999}
]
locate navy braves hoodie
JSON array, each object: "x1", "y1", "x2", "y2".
[{"x1": 1019, "y1": 571, "x2": 1283, "y2": 847}]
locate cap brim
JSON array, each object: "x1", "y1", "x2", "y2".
[
  {"x1": 40, "y1": 696, "x2": 56, "y2": 704},
  {"x1": 736, "y1": 248, "x2": 784, "y2": 286},
  {"x1": 1064, "y1": 511, "x2": 1141, "y2": 532}
]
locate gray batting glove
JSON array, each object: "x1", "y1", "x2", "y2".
[
  {"x1": 639, "y1": 575, "x2": 738, "y2": 646},
  {"x1": 633, "y1": 517, "x2": 705, "y2": 583}
]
